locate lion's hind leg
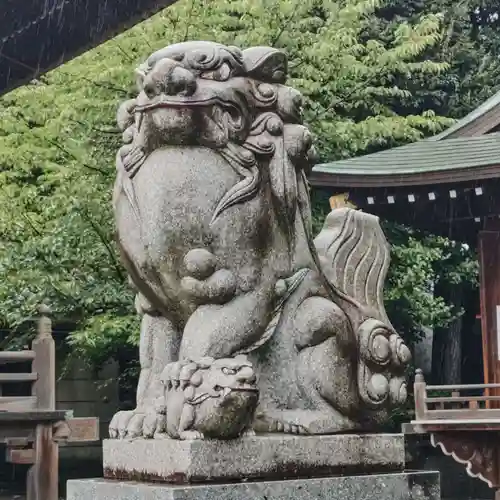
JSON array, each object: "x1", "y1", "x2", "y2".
[{"x1": 253, "y1": 408, "x2": 357, "y2": 435}]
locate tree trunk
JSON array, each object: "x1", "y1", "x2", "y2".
[{"x1": 431, "y1": 285, "x2": 463, "y2": 385}]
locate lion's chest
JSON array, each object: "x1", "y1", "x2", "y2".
[{"x1": 114, "y1": 147, "x2": 270, "y2": 306}]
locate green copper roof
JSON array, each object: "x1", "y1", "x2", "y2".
[
  {"x1": 312, "y1": 133, "x2": 500, "y2": 187},
  {"x1": 312, "y1": 89, "x2": 500, "y2": 187}
]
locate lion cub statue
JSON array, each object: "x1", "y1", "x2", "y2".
[{"x1": 108, "y1": 41, "x2": 411, "y2": 440}]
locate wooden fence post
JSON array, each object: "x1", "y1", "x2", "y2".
[
  {"x1": 414, "y1": 368, "x2": 427, "y2": 420},
  {"x1": 28, "y1": 304, "x2": 58, "y2": 500},
  {"x1": 32, "y1": 304, "x2": 55, "y2": 411}
]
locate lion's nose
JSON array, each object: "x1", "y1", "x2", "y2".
[
  {"x1": 237, "y1": 366, "x2": 256, "y2": 384},
  {"x1": 143, "y1": 59, "x2": 197, "y2": 98}
]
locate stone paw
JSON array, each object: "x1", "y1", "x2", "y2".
[
  {"x1": 161, "y1": 358, "x2": 215, "y2": 392},
  {"x1": 276, "y1": 421, "x2": 309, "y2": 435},
  {"x1": 253, "y1": 411, "x2": 311, "y2": 435},
  {"x1": 179, "y1": 430, "x2": 204, "y2": 440},
  {"x1": 109, "y1": 409, "x2": 162, "y2": 439},
  {"x1": 181, "y1": 248, "x2": 237, "y2": 305},
  {"x1": 241, "y1": 428, "x2": 256, "y2": 437}
]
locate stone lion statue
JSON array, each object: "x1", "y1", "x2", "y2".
[{"x1": 108, "y1": 41, "x2": 411, "y2": 440}]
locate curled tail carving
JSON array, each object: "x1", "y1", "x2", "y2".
[
  {"x1": 314, "y1": 207, "x2": 392, "y2": 327},
  {"x1": 314, "y1": 208, "x2": 410, "y2": 411}
]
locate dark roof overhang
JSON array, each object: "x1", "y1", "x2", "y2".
[
  {"x1": 0, "y1": 0, "x2": 179, "y2": 96},
  {"x1": 311, "y1": 177, "x2": 500, "y2": 242}
]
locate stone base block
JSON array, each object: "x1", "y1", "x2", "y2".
[
  {"x1": 67, "y1": 471, "x2": 440, "y2": 500},
  {"x1": 103, "y1": 434, "x2": 405, "y2": 483}
]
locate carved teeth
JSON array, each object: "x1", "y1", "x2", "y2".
[{"x1": 222, "y1": 387, "x2": 231, "y2": 398}]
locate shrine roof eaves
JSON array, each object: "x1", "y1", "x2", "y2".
[
  {"x1": 311, "y1": 132, "x2": 500, "y2": 188},
  {"x1": 430, "y1": 89, "x2": 500, "y2": 140}
]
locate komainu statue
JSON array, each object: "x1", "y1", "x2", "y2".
[{"x1": 108, "y1": 41, "x2": 411, "y2": 440}]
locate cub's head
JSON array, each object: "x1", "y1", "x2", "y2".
[{"x1": 162, "y1": 355, "x2": 259, "y2": 439}]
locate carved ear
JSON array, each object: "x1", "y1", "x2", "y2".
[
  {"x1": 197, "y1": 357, "x2": 215, "y2": 369},
  {"x1": 134, "y1": 63, "x2": 149, "y2": 92},
  {"x1": 277, "y1": 86, "x2": 303, "y2": 124},
  {"x1": 116, "y1": 99, "x2": 136, "y2": 132},
  {"x1": 242, "y1": 47, "x2": 287, "y2": 83}
]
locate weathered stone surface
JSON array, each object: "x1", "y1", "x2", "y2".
[
  {"x1": 67, "y1": 471, "x2": 440, "y2": 500},
  {"x1": 109, "y1": 40, "x2": 412, "y2": 440},
  {"x1": 102, "y1": 434, "x2": 404, "y2": 483}
]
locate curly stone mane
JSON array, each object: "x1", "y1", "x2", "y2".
[{"x1": 115, "y1": 42, "x2": 318, "y2": 237}]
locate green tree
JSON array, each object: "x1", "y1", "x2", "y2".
[
  {"x1": 372, "y1": 0, "x2": 500, "y2": 119},
  {"x1": 0, "y1": 0, "x2": 467, "y2": 376}
]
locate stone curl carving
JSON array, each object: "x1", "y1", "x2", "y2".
[{"x1": 108, "y1": 40, "x2": 411, "y2": 440}]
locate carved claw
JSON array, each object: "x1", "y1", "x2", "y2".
[
  {"x1": 164, "y1": 362, "x2": 182, "y2": 389},
  {"x1": 142, "y1": 411, "x2": 160, "y2": 438},
  {"x1": 109, "y1": 409, "x2": 161, "y2": 440},
  {"x1": 109, "y1": 424, "x2": 118, "y2": 439},
  {"x1": 253, "y1": 411, "x2": 314, "y2": 435},
  {"x1": 162, "y1": 359, "x2": 216, "y2": 396},
  {"x1": 286, "y1": 423, "x2": 308, "y2": 435},
  {"x1": 179, "y1": 430, "x2": 204, "y2": 440}
]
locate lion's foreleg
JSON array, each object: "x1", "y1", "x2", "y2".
[
  {"x1": 109, "y1": 307, "x2": 181, "y2": 439},
  {"x1": 138, "y1": 312, "x2": 181, "y2": 406}
]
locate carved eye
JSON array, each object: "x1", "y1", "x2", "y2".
[
  {"x1": 222, "y1": 367, "x2": 237, "y2": 375},
  {"x1": 201, "y1": 63, "x2": 231, "y2": 82}
]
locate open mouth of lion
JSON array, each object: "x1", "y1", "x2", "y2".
[
  {"x1": 216, "y1": 385, "x2": 259, "y2": 398},
  {"x1": 232, "y1": 385, "x2": 259, "y2": 392},
  {"x1": 134, "y1": 95, "x2": 240, "y2": 113}
]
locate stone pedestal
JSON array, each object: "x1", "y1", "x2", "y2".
[
  {"x1": 67, "y1": 434, "x2": 440, "y2": 500},
  {"x1": 68, "y1": 471, "x2": 440, "y2": 500},
  {"x1": 102, "y1": 434, "x2": 405, "y2": 483}
]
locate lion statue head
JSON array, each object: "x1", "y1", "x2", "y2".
[
  {"x1": 161, "y1": 355, "x2": 259, "y2": 440},
  {"x1": 116, "y1": 40, "x2": 318, "y2": 237}
]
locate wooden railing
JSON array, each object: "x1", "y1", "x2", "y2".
[
  {"x1": 409, "y1": 369, "x2": 500, "y2": 491},
  {"x1": 0, "y1": 305, "x2": 99, "y2": 500},
  {"x1": 414, "y1": 368, "x2": 500, "y2": 422},
  {"x1": 0, "y1": 304, "x2": 55, "y2": 412}
]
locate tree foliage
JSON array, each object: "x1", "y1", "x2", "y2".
[
  {"x1": 373, "y1": 0, "x2": 500, "y2": 119},
  {"x1": 0, "y1": 0, "x2": 478, "y2": 369}
]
